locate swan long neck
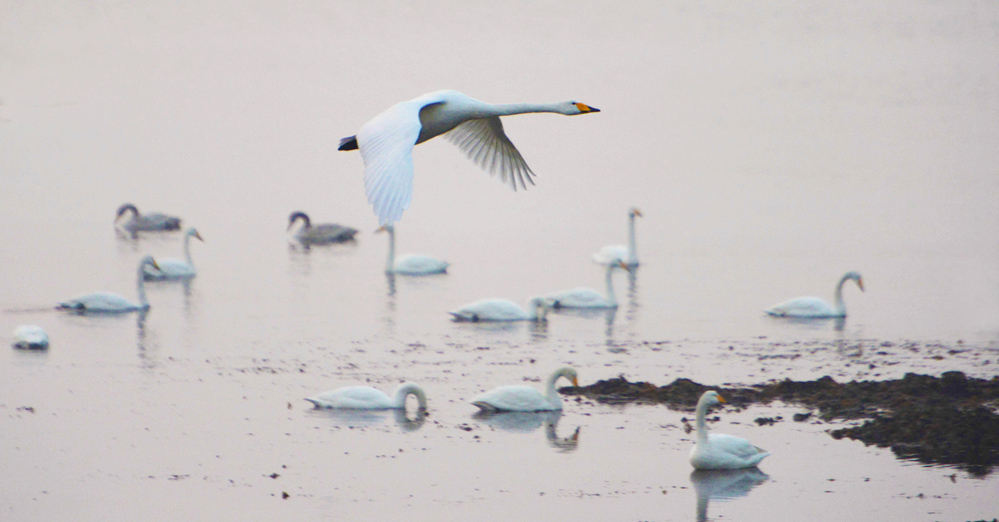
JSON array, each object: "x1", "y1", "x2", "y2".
[
  {"x1": 695, "y1": 395, "x2": 711, "y2": 443},
  {"x1": 487, "y1": 102, "x2": 571, "y2": 117},
  {"x1": 136, "y1": 262, "x2": 150, "y2": 308},
  {"x1": 393, "y1": 383, "x2": 427, "y2": 410},
  {"x1": 183, "y1": 232, "x2": 194, "y2": 266},
  {"x1": 604, "y1": 264, "x2": 618, "y2": 307},
  {"x1": 384, "y1": 226, "x2": 396, "y2": 273},
  {"x1": 544, "y1": 371, "x2": 565, "y2": 404},
  {"x1": 627, "y1": 213, "x2": 638, "y2": 263},
  {"x1": 834, "y1": 274, "x2": 849, "y2": 315}
]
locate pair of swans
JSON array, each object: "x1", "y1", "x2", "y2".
[
  {"x1": 288, "y1": 211, "x2": 358, "y2": 245},
  {"x1": 143, "y1": 228, "x2": 203, "y2": 280},
  {"x1": 58, "y1": 256, "x2": 160, "y2": 313},
  {"x1": 766, "y1": 271, "x2": 864, "y2": 318},
  {"x1": 339, "y1": 90, "x2": 599, "y2": 225},
  {"x1": 690, "y1": 391, "x2": 770, "y2": 470},
  {"x1": 114, "y1": 203, "x2": 181, "y2": 233}
]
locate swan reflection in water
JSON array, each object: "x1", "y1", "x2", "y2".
[
  {"x1": 307, "y1": 406, "x2": 427, "y2": 432},
  {"x1": 690, "y1": 468, "x2": 769, "y2": 522},
  {"x1": 473, "y1": 410, "x2": 580, "y2": 452}
]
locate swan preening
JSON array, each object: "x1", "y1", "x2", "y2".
[
  {"x1": 470, "y1": 367, "x2": 578, "y2": 412},
  {"x1": 288, "y1": 211, "x2": 358, "y2": 245},
  {"x1": 305, "y1": 383, "x2": 427, "y2": 411},
  {"x1": 58, "y1": 256, "x2": 160, "y2": 313},
  {"x1": 377, "y1": 224, "x2": 448, "y2": 275},
  {"x1": 339, "y1": 90, "x2": 600, "y2": 225},
  {"x1": 12, "y1": 325, "x2": 49, "y2": 349},
  {"x1": 689, "y1": 391, "x2": 770, "y2": 470},
  {"x1": 449, "y1": 297, "x2": 550, "y2": 322},
  {"x1": 544, "y1": 260, "x2": 629, "y2": 309},
  {"x1": 143, "y1": 228, "x2": 203, "y2": 280},
  {"x1": 766, "y1": 271, "x2": 864, "y2": 318},
  {"x1": 115, "y1": 203, "x2": 181, "y2": 233},
  {"x1": 594, "y1": 207, "x2": 641, "y2": 267}
]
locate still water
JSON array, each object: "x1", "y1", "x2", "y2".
[{"x1": 2, "y1": 1, "x2": 998, "y2": 520}]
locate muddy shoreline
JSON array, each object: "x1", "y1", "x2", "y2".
[{"x1": 565, "y1": 371, "x2": 999, "y2": 476}]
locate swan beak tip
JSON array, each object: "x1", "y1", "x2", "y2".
[
  {"x1": 374, "y1": 225, "x2": 386, "y2": 233},
  {"x1": 571, "y1": 377, "x2": 579, "y2": 387},
  {"x1": 716, "y1": 394, "x2": 727, "y2": 403},
  {"x1": 858, "y1": 278, "x2": 865, "y2": 292},
  {"x1": 575, "y1": 102, "x2": 600, "y2": 114}
]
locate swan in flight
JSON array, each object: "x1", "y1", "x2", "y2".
[
  {"x1": 470, "y1": 367, "x2": 579, "y2": 412},
  {"x1": 58, "y1": 256, "x2": 160, "y2": 313},
  {"x1": 115, "y1": 203, "x2": 181, "y2": 233},
  {"x1": 593, "y1": 208, "x2": 642, "y2": 267},
  {"x1": 765, "y1": 271, "x2": 864, "y2": 318},
  {"x1": 288, "y1": 211, "x2": 358, "y2": 244},
  {"x1": 305, "y1": 382, "x2": 427, "y2": 411},
  {"x1": 689, "y1": 391, "x2": 770, "y2": 470},
  {"x1": 377, "y1": 224, "x2": 448, "y2": 275},
  {"x1": 339, "y1": 90, "x2": 600, "y2": 225},
  {"x1": 449, "y1": 297, "x2": 550, "y2": 322},
  {"x1": 544, "y1": 260, "x2": 629, "y2": 309},
  {"x1": 12, "y1": 325, "x2": 49, "y2": 349},
  {"x1": 143, "y1": 228, "x2": 203, "y2": 280}
]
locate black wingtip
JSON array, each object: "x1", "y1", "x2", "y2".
[{"x1": 338, "y1": 136, "x2": 358, "y2": 151}]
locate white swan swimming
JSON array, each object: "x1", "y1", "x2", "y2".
[
  {"x1": 58, "y1": 256, "x2": 160, "y2": 313},
  {"x1": 593, "y1": 207, "x2": 641, "y2": 267},
  {"x1": 339, "y1": 90, "x2": 600, "y2": 225},
  {"x1": 114, "y1": 203, "x2": 181, "y2": 233},
  {"x1": 765, "y1": 271, "x2": 864, "y2": 318},
  {"x1": 544, "y1": 260, "x2": 629, "y2": 309},
  {"x1": 12, "y1": 325, "x2": 49, "y2": 349},
  {"x1": 689, "y1": 391, "x2": 770, "y2": 470},
  {"x1": 143, "y1": 228, "x2": 203, "y2": 280},
  {"x1": 288, "y1": 211, "x2": 358, "y2": 244},
  {"x1": 470, "y1": 367, "x2": 579, "y2": 412},
  {"x1": 377, "y1": 224, "x2": 448, "y2": 275},
  {"x1": 305, "y1": 382, "x2": 427, "y2": 411},
  {"x1": 449, "y1": 297, "x2": 550, "y2": 322}
]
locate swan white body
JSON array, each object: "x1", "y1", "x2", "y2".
[
  {"x1": 144, "y1": 228, "x2": 203, "y2": 280},
  {"x1": 288, "y1": 211, "x2": 358, "y2": 244},
  {"x1": 305, "y1": 383, "x2": 427, "y2": 410},
  {"x1": 339, "y1": 90, "x2": 600, "y2": 225},
  {"x1": 115, "y1": 203, "x2": 181, "y2": 232},
  {"x1": 766, "y1": 271, "x2": 864, "y2": 318},
  {"x1": 58, "y1": 256, "x2": 159, "y2": 313},
  {"x1": 449, "y1": 297, "x2": 549, "y2": 322},
  {"x1": 689, "y1": 391, "x2": 770, "y2": 470},
  {"x1": 378, "y1": 224, "x2": 448, "y2": 275},
  {"x1": 594, "y1": 208, "x2": 641, "y2": 267},
  {"x1": 471, "y1": 367, "x2": 579, "y2": 412},
  {"x1": 545, "y1": 260, "x2": 628, "y2": 309},
  {"x1": 13, "y1": 325, "x2": 49, "y2": 349}
]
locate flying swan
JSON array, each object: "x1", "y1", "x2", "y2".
[
  {"x1": 689, "y1": 391, "x2": 770, "y2": 470},
  {"x1": 765, "y1": 271, "x2": 864, "y2": 318},
  {"x1": 544, "y1": 260, "x2": 629, "y2": 309},
  {"x1": 115, "y1": 203, "x2": 181, "y2": 233},
  {"x1": 288, "y1": 211, "x2": 358, "y2": 245},
  {"x1": 339, "y1": 90, "x2": 600, "y2": 225},
  {"x1": 470, "y1": 367, "x2": 579, "y2": 412},
  {"x1": 58, "y1": 256, "x2": 160, "y2": 313},
  {"x1": 593, "y1": 207, "x2": 642, "y2": 267},
  {"x1": 305, "y1": 383, "x2": 427, "y2": 411},
  {"x1": 377, "y1": 224, "x2": 448, "y2": 275},
  {"x1": 449, "y1": 297, "x2": 550, "y2": 322},
  {"x1": 143, "y1": 227, "x2": 203, "y2": 280}
]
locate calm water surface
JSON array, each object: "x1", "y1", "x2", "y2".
[{"x1": 2, "y1": 1, "x2": 998, "y2": 520}]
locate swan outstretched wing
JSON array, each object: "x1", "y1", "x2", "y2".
[
  {"x1": 357, "y1": 101, "x2": 426, "y2": 226},
  {"x1": 446, "y1": 117, "x2": 536, "y2": 191}
]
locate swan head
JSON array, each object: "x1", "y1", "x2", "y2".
[
  {"x1": 375, "y1": 224, "x2": 395, "y2": 234},
  {"x1": 528, "y1": 296, "x2": 551, "y2": 321},
  {"x1": 139, "y1": 255, "x2": 160, "y2": 271},
  {"x1": 699, "y1": 390, "x2": 726, "y2": 408},
  {"x1": 844, "y1": 271, "x2": 864, "y2": 292},
  {"x1": 115, "y1": 203, "x2": 139, "y2": 221},
  {"x1": 615, "y1": 260, "x2": 631, "y2": 273},
  {"x1": 553, "y1": 367, "x2": 579, "y2": 388},
  {"x1": 288, "y1": 211, "x2": 311, "y2": 230},
  {"x1": 187, "y1": 228, "x2": 204, "y2": 242},
  {"x1": 629, "y1": 208, "x2": 642, "y2": 218},
  {"x1": 559, "y1": 101, "x2": 600, "y2": 115}
]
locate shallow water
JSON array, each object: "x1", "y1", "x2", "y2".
[{"x1": 2, "y1": 1, "x2": 999, "y2": 520}]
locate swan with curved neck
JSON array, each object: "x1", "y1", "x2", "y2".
[
  {"x1": 449, "y1": 296, "x2": 550, "y2": 322},
  {"x1": 144, "y1": 228, "x2": 203, "y2": 280},
  {"x1": 114, "y1": 203, "x2": 181, "y2": 232},
  {"x1": 58, "y1": 256, "x2": 160, "y2": 313},
  {"x1": 339, "y1": 90, "x2": 600, "y2": 225},
  {"x1": 471, "y1": 367, "x2": 579, "y2": 412},
  {"x1": 377, "y1": 224, "x2": 448, "y2": 275},
  {"x1": 288, "y1": 211, "x2": 358, "y2": 244},
  {"x1": 690, "y1": 391, "x2": 770, "y2": 470},
  {"x1": 594, "y1": 208, "x2": 641, "y2": 267},
  {"x1": 305, "y1": 383, "x2": 427, "y2": 411},
  {"x1": 766, "y1": 271, "x2": 864, "y2": 318},
  {"x1": 545, "y1": 260, "x2": 630, "y2": 308}
]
